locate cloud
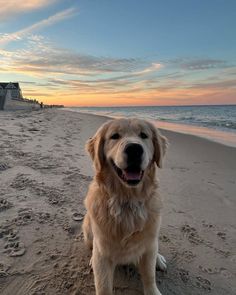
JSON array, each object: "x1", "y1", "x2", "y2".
[
  {"x1": 0, "y1": 37, "x2": 158, "y2": 77},
  {"x1": 168, "y1": 58, "x2": 231, "y2": 70},
  {"x1": 24, "y1": 92, "x2": 53, "y2": 97},
  {"x1": 0, "y1": 0, "x2": 58, "y2": 22},
  {"x1": 18, "y1": 81, "x2": 38, "y2": 85},
  {"x1": 191, "y1": 79, "x2": 236, "y2": 89},
  {"x1": 2, "y1": 31, "x2": 235, "y2": 106},
  {"x1": 0, "y1": 36, "x2": 166, "y2": 101},
  {"x1": 0, "y1": 7, "x2": 78, "y2": 47},
  {"x1": 9, "y1": 53, "x2": 146, "y2": 76}
]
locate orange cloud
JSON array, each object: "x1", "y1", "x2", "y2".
[{"x1": 0, "y1": 0, "x2": 58, "y2": 22}]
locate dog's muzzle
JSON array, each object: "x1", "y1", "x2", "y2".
[{"x1": 111, "y1": 143, "x2": 144, "y2": 186}]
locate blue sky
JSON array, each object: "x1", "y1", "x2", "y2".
[{"x1": 0, "y1": 0, "x2": 236, "y2": 106}]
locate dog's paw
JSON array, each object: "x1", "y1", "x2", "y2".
[
  {"x1": 144, "y1": 286, "x2": 162, "y2": 295},
  {"x1": 156, "y1": 253, "x2": 167, "y2": 271}
]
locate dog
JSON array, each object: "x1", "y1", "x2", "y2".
[{"x1": 82, "y1": 118, "x2": 168, "y2": 295}]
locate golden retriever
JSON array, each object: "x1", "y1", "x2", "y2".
[{"x1": 82, "y1": 118, "x2": 168, "y2": 295}]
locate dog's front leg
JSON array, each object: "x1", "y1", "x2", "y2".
[
  {"x1": 138, "y1": 251, "x2": 162, "y2": 295},
  {"x1": 92, "y1": 244, "x2": 115, "y2": 295}
]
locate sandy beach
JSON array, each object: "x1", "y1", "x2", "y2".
[{"x1": 0, "y1": 109, "x2": 235, "y2": 295}]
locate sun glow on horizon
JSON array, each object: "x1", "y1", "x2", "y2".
[{"x1": 30, "y1": 86, "x2": 236, "y2": 107}]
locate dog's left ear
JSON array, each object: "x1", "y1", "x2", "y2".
[
  {"x1": 150, "y1": 124, "x2": 168, "y2": 168},
  {"x1": 86, "y1": 121, "x2": 110, "y2": 172}
]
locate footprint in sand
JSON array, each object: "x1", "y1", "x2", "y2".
[
  {"x1": 0, "y1": 262, "x2": 10, "y2": 278},
  {"x1": 0, "y1": 198, "x2": 13, "y2": 212},
  {"x1": 0, "y1": 163, "x2": 10, "y2": 172},
  {"x1": 0, "y1": 226, "x2": 26, "y2": 257},
  {"x1": 53, "y1": 144, "x2": 61, "y2": 148},
  {"x1": 25, "y1": 155, "x2": 61, "y2": 171},
  {"x1": 159, "y1": 234, "x2": 170, "y2": 243},
  {"x1": 195, "y1": 276, "x2": 211, "y2": 291},
  {"x1": 14, "y1": 208, "x2": 34, "y2": 226},
  {"x1": 181, "y1": 224, "x2": 204, "y2": 245},
  {"x1": 171, "y1": 166, "x2": 189, "y2": 172},
  {"x1": 202, "y1": 220, "x2": 214, "y2": 228},
  {"x1": 3, "y1": 241, "x2": 26, "y2": 257},
  {"x1": 207, "y1": 181, "x2": 224, "y2": 190},
  {"x1": 0, "y1": 224, "x2": 15, "y2": 239},
  {"x1": 33, "y1": 184, "x2": 65, "y2": 206},
  {"x1": 72, "y1": 212, "x2": 84, "y2": 222},
  {"x1": 11, "y1": 174, "x2": 36, "y2": 190},
  {"x1": 181, "y1": 250, "x2": 196, "y2": 262},
  {"x1": 217, "y1": 231, "x2": 226, "y2": 240},
  {"x1": 35, "y1": 212, "x2": 52, "y2": 224},
  {"x1": 178, "y1": 268, "x2": 190, "y2": 283},
  {"x1": 14, "y1": 208, "x2": 53, "y2": 225},
  {"x1": 199, "y1": 265, "x2": 225, "y2": 275},
  {"x1": 28, "y1": 127, "x2": 40, "y2": 132},
  {"x1": 47, "y1": 190, "x2": 65, "y2": 206},
  {"x1": 4, "y1": 229, "x2": 19, "y2": 242},
  {"x1": 214, "y1": 247, "x2": 230, "y2": 257}
]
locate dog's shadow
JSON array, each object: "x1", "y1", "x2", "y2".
[{"x1": 113, "y1": 263, "x2": 167, "y2": 294}]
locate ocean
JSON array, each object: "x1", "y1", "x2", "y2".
[{"x1": 66, "y1": 105, "x2": 236, "y2": 147}]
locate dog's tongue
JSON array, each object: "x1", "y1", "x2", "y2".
[{"x1": 123, "y1": 170, "x2": 142, "y2": 180}]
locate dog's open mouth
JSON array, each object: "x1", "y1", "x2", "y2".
[{"x1": 111, "y1": 161, "x2": 144, "y2": 186}]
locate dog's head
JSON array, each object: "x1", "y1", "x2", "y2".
[{"x1": 86, "y1": 118, "x2": 168, "y2": 187}]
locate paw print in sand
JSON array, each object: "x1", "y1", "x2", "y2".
[
  {"x1": 0, "y1": 198, "x2": 13, "y2": 212},
  {"x1": 4, "y1": 241, "x2": 26, "y2": 257}
]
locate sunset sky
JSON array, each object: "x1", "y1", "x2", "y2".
[{"x1": 0, "y1": 0, "x2": 236, "y2": 106}]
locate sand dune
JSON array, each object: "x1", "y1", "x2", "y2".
[{"x1": 0, "y1": 109, "x2": 235, "y2": 294}]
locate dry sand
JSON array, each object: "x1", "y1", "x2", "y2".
[{"x1": 0, "y1": 109, "x2": 235, "y2": 295}]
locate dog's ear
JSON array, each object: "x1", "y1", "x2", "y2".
[
  {"x1": 149, "y1": 123, "x2": 168, "y2": 168},
  {"x1": 86, "y1": 121, "x2": 110, "y2": 172}
]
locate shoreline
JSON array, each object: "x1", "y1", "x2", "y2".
[
  {"x1": 0, "y1": 109, "x2": 235, "y2": 294},
  {"x1": 64, "y1": 107, "x2": 236, "y2": 148}
]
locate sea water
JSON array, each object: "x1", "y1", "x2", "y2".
[{"x1": 66, "y1": 105, "x2": 236, "y2": 147}]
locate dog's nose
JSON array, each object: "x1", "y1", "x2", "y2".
[{"x1": 124, "y1": 143, "x2": 143, "y2": 160}]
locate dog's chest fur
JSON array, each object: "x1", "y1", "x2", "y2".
[
  {"x1": 88, "y1": 179, "x2": 161, "y2": 247},
  {"x1": 107, "y1": 195, "x2": 148, "y2": 240}
]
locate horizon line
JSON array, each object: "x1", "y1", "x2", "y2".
[{"x1": 66, "y1": 103, "x2": 236, "y2": 108}]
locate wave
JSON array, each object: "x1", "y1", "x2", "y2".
[
  {"x1": 157, "y1": 117, "x2": 236, "y2": 131},
  {"x1": 70, "y1": 105, "x2": 236, "y2": 132}
]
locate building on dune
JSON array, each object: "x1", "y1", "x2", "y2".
[{"x1": 0, "y1": 82, "x2": 39, "y2": 111}]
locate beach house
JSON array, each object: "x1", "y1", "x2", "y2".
[
  {"x1": 0, "y1": 82, "x2": 23, "y2": 110},
  {"x1": 0, "y1": 82, "x2": 39, "y2": 110}
]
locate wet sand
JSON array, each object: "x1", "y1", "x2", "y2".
[{"x1": 0, "y1": 109, "x2": 235, "y2": 294}]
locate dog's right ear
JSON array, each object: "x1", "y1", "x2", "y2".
[
  {"x1": 86, "y1": 121, "x2": 110, "y2": 172},
  {"x1": 153, "y1": 131, "x2": 168, "y2": 168},
  {"x1": 147, "y1": 121, "x2": 168, "y2": 168},
  {"x1": 86, "y1": 137, "x2": 96, "y2": 162}
]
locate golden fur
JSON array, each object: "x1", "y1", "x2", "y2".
[{"x1": 83, "y1": 118, "x2": 168, "y2": 295}]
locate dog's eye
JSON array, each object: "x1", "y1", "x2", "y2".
[
  {"x1": 140, "y1": 132, "x2": 148, "y2": 139},
  {"x1": 110, "y1": 133, "x2": 120, "y2": 140}
]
